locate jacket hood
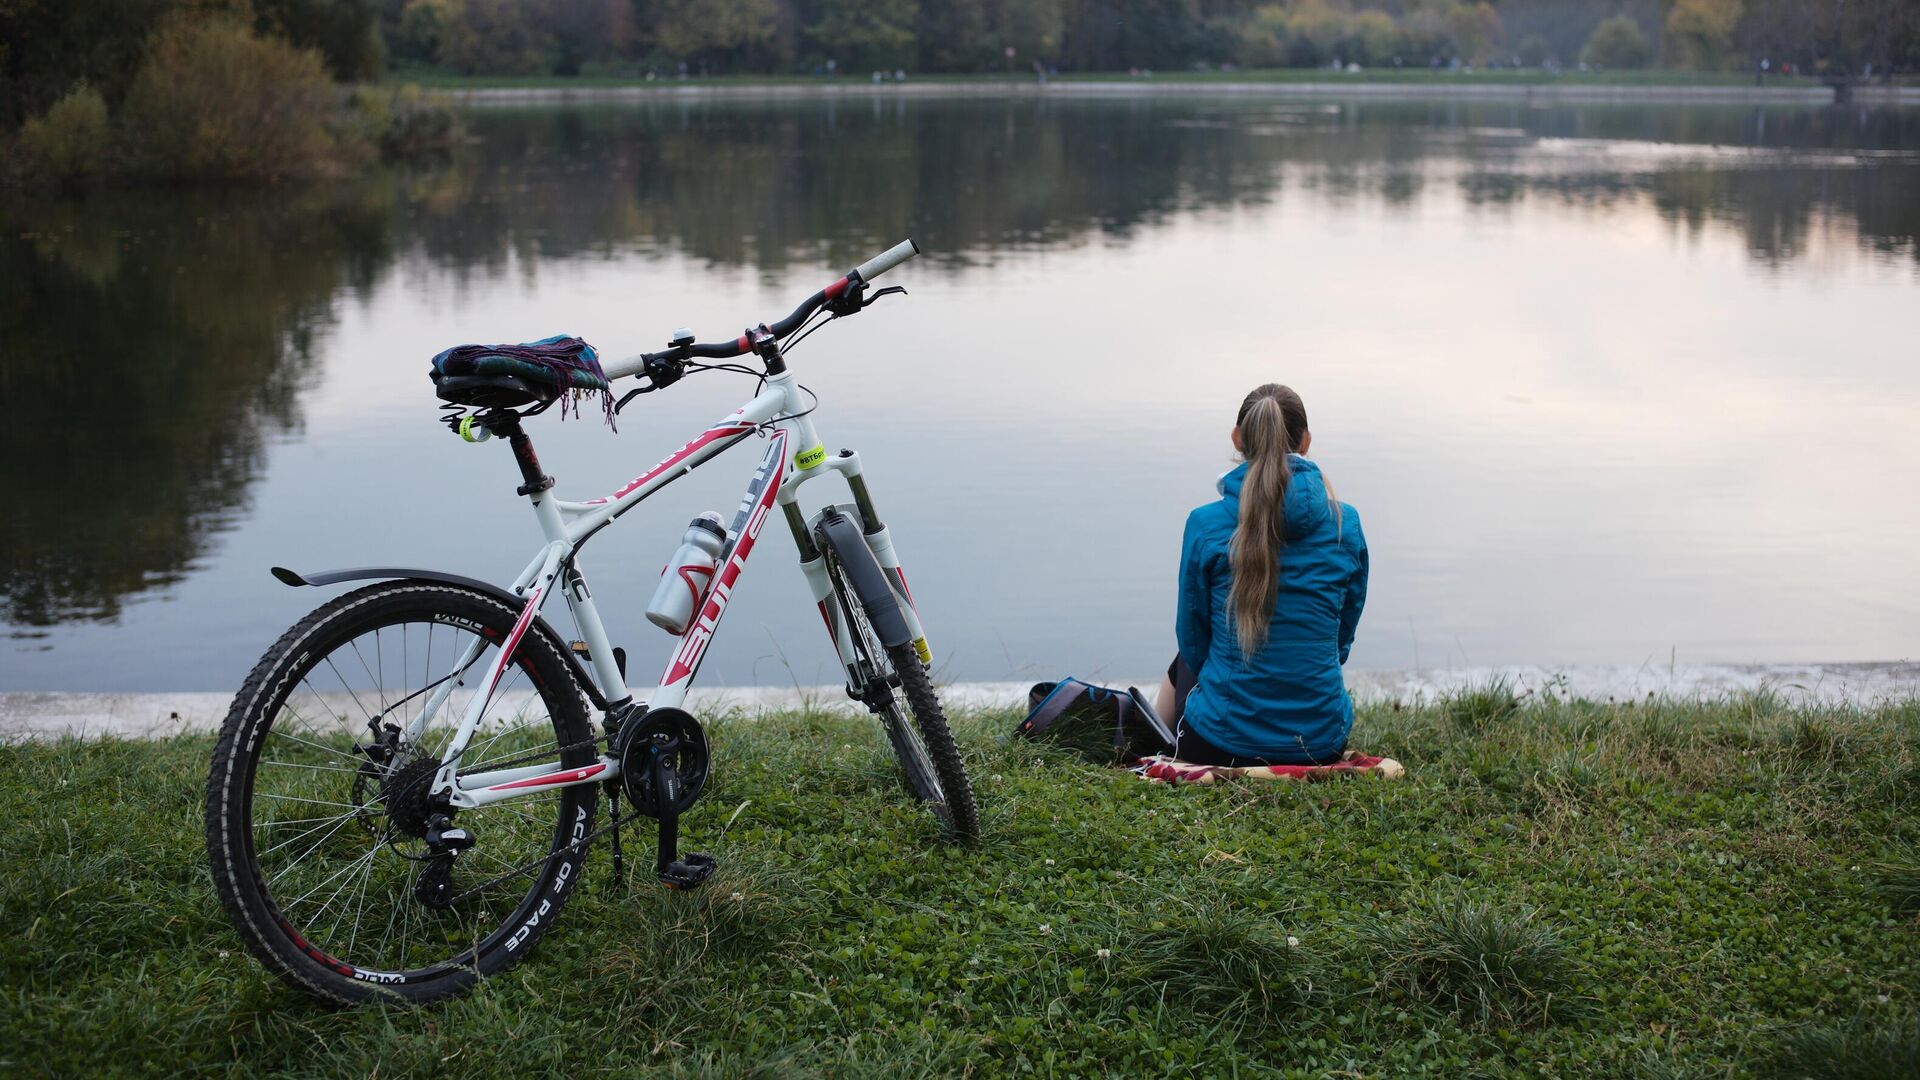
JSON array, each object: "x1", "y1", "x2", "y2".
[{"x1": 1216, "y1": 457, "x2": 1331, "y2": 540}]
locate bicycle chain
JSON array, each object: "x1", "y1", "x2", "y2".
[{"x1": 438, "y1": 731, "x2": 646, "y2": 906}]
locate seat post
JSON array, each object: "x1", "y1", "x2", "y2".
[{"x1": 482, "y1": 409, "x2": 553, "y2": 497}]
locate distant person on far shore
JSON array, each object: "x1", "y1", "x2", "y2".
[{"x1": 1155, "y1": 384, "x2": 1369, "y2": 766}]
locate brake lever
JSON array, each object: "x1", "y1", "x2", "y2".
[
  {"x1": 614, "y1": 355, "x2": 687, "y2": 415},
  {"x1": 823, "y1": 281, "x2": 908, "y2": 318}
]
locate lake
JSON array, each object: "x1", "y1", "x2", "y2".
[{"x1": 3, "y1": 93, "x2": 1916, "y2": 694}]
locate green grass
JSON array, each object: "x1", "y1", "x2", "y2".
[{"x1": 5, "y1": 695, "x2": 1919, "y2": 1077}]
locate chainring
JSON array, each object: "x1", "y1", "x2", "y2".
[{"x1": 616, "y1": 708, "x2": 710, "y2": 817}]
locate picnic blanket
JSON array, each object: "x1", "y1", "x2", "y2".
[{"x1": 1133, "y1": 750, "x2": 1405, "y2": 784}]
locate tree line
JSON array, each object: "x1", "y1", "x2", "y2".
[
  {"x1": 374, "y1": 0, "x2": 1918, "y2": 80},
  {"x1": 7, "y1": 1, "x2": 1917, "y2": 124}
]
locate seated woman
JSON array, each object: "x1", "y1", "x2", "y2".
[{"x1": 1155, "y1": 383, "x2": 1368, "y2": 766}]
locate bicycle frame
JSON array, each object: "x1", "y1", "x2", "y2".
[{"x1": 415, "y1": 364, "x2": 929, "y2": 810}]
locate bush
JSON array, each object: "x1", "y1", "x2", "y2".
[
  {"x1": 14, "y1": 85, "x2": 112, "y2": 183},
  {"x1": 1665, "y1": 0, "x2": 1741, "y2": 72},
  {"x1": 1581, "y1": 16, "x2": 1653, "y2": 70},
  {"x1": 122, "y1": 17, "x2": 339, "y2": 181},
  {"x1": 1235, "y1": 1, "x2": 1408, "y2": 69},
  {"x1": 344, "y1": 84, "x2": 461, "y2": 155},
  {"x1": 1366, "y1": 891, "x2": 1573, "y2": 1028},
  {"x1": 1118, "y1": 900, "x2": 1318, "y2": 1025},
  {"x1": 1517, "y1": 33, "x2": 1552, "y2": 68},
  {"x1": 1441, "y1": 678, "x2": 1522, "y2": 732}
]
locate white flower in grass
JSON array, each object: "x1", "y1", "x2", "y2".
[
  {"x1": 729, "y1": 892, "x2": 744, "y2": 902},
  {"x1": 1039, "y1": 923, "x2": 1052, "y2": 935},
  {"x1": 1878, "y1": 994, "x2": 1891, "y2": 1004},
  {"x1": 1044, "y1": 858, "x2": 1055, "y2": 866},
  {"x1": 1096, "y1": 948, "x2": 1112, "y2": 960},
  {"x1": 1286, "y1": 936, "x2": 1300, "y2": 948}
]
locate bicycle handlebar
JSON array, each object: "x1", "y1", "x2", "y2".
[{"x1": 603, "y1": 239, "x2": 920, "y2": 380}]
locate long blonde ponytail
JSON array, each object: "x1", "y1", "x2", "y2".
[{"x1": 1228, "y1": 384, "x2": 1306, "y2": 658}]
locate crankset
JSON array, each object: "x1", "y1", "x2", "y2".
[{"x1": 615, "y1": 707, "x2": 717, "y2": 890}]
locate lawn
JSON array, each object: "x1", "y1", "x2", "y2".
[{"x1": 5, "y1": 690, "x2": 1917, "y2": 1077}]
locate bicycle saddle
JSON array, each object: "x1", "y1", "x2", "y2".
[{"x1": 429, "y1": 335, "x2": 608, "y2": 410}]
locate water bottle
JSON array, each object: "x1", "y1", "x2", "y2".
[{"x1": 645, "y1": 512, "x2": 727, "y2": 634}]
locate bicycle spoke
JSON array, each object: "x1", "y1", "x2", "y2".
[
  {"x1": 264, "y1": 724, "x2": 363, "y2": 764},
  {"x1": 260, "y1": 758, "x2": 361, "y2": 776},
  {"x1": 323, "y1": 655, "x2": 379, "y2": 727},
  {"x1": 256, "y1": 793, "x2": 369, "y2": 810},
  {"x1": 256, "y1": 810, "x2": 362, "y2": 858}
]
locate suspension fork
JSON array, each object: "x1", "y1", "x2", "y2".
[{"x1": 787, "y1": 450, "x2": 931, "y2": 671}]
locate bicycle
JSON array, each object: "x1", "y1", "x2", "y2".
[{"x1": 204, "y1": 240, "x2": 976, "y2": 1006}]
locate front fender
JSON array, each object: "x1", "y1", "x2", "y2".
[
  {"x1": 809, "y1": 515, "x2": 912, "y2": 649},
  {"x1": 270, "y1": 565, "x2": 611, "y2": 711}
]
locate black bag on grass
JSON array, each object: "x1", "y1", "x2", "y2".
[{"x1": 1013, "y1": 679, "x2": 1175, "y2": 765}]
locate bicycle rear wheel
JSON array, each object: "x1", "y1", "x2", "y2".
[
  {"x1": 820, "y1": 544, "x2": 979, "y2": 840},
  {"x1": 204, "y1": 582, "x2": 597, "y2": 1005}
]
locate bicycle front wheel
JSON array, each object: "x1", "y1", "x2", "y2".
[
  {"x1": 204, "y1": 582, "x2": 598, "y2": 1005},
  {"x1": 821, "y1": 544, "x2": 979, "y2": 841}
]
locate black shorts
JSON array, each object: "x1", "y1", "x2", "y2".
[{"x1": 1165, "y1": 656, "x2": 1344, "y2": 767}]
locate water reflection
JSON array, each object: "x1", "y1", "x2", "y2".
[
  {"x1": 0, "y1": 188, "x2": 392, "y2": 627},
  {"x1": 2, "y1": 96, "x2": 1914, "y2": 686}
]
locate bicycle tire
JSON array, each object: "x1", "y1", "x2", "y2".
[
  {"x1": 204, "y1": 582, "x2": 597, "y2": 1006},
  {"x1": 821, "y1": 548, "x2": 979, "y2": 841}
]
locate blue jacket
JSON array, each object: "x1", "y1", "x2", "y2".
[{"x1": 1176, "y1": 458, "x2": 1367, "y2": 762}]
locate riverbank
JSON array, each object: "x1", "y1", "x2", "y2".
[
  {"x1": 6, "y1": 700, "x2": 1915, "y2": 1075},
  {"x1": 6, "y1": 662, "x2": 1916, "y2": 741},
  {"x1": 414, "y1": 71, "x2": 1920, "y2": 107}
]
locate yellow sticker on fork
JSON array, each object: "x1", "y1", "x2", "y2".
[
  {"x1": 795, "y1": 444, "x2": 827, "y2": 470},
  {"x1": 913, "y1": 637, "x2": 932, "y2": 665}
]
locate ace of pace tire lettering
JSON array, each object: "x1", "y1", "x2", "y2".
[{"x1": 204, "y1": 239, "x2": 976, "y2": 1007}]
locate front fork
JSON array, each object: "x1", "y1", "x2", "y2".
[{"x1": 787, "y1": 450, "x2": 931, "y2": 689}]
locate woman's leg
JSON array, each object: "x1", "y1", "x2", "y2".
[{"x1": 1154, "y1": 674, "x2": 1177, "y2": 725}]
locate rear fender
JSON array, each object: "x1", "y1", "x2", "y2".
[{"x1": 270, "y1": 565, "x2": 610, "y2": 711}]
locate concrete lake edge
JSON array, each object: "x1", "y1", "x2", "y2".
[
  {"x1": 440, "y1": 79, "x2": 1920, "y2": 107},
  {"x1": 5, "y1": 662, "x2": 1915, "y2": 741}
]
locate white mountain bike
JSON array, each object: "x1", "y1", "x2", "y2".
[{"x1": 204, "y1": 240, "x2": 976, "y2": 1006}]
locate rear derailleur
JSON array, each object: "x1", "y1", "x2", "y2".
[{"x1": 351, "y1": 719, "x2": 475, "y2": 911}]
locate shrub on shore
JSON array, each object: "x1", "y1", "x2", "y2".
[
  {"x1": 12, "y1": 85, "x2": 112, "y2": 184},
  {"x1": 343, "y1": 83, "x2": 462, "y2": 156},
  {"x1": 6, "y1": 19, "x2": 458, "y2": 188},
  {"x1": 1581, "y1": 16, "x2": 1654, "y2": 71},
  {"x1": 122, "y1": 17, "x2": 339, "y2": 182}
]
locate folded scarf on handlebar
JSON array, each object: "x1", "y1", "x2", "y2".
[{"x1": 431, "y1": 335, "x2": 614, "y2": 425}]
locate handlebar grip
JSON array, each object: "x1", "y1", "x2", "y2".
[
  {"x1": 855, "y1": 239, "x2": 920, "y2": 283},
  {"x1": 603, "y1": 352, "x2": 647, "y2": 380}
]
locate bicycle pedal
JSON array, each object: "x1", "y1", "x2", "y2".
[{"x1": 659, "y1": 852, "x2": 717, "y2": 890}]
